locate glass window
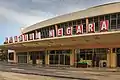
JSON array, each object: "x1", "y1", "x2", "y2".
[
  {"x1": 9, "y1": 52, "x2": 14, "y2": 60},
  {"x1": 94, "y1": 17, "x2": 99, "y2": 32},
  {"x1": 88, "y1": 17, "x2": 93, "y2": 23},
  {"x1": 73, "y1": 21, "x2": 76, "y2": 26},
  {"x1": 117, "y1": 19, "x2": 120, "y2": 29},
  {"x1": 82, "y1": 19, "x2": 86, "y2": 24},
  {"x1": 69, "y1": 21, "x2": 72, "y2": 26},
  {"x1": 49, "y1": 55, "x2": 54, "y2": 64},
  {"x1": 80, "y1": 49, "x2": 85, "y2": 60},
  {"x1": 50, "y1": 50, "x2": 55, "y2": 54},
  {"x1": 100, "y1": 15, "x2": 104, "y2": 21},
  {"x1": 65, "y1": 55, "x2": 70, "y2": 65},
  {"x1": 111, "y1": 14, "x2": 116, "y2": 19},
  {"x1": 118, "y1": 13, "x2": 120, "y2": 18},
  {"x1": 72, "y1": 25, "x2": 76, "y2": 35},
  {"x1": 99, "y1": 54, "x2": 107, "y2": 60},
  {"x1": 105, "y1": 15, "x2": 110, "y2": 20},
  {"x1": 55, "y1": 55, "x2": 59, "y2": 64},
  {"x1": 111, "y1": 19, "x2": 116, "y2": 29},
  {"x1": 76, "y1": 19, "x2": 81, "y2": 25},
  {"x1": 83, "y1": 24, "x2": 86, "y2": 33},
  {"x1": 86, "y1": 53, "x2": 92, "y2": 60}
]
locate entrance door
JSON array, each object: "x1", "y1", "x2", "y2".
[
  {"x1": 117, "y1": 54, "x2": 120, "y2": 67},
  {"x1": 93, "y1": 48, "x2": 107, "y2": 68},
  {"x1": 60, "y1": 55, "x2": 64, "y2": 65},
  {"x1": 65, "y1": 54, "x2": 70, "y2": 65},
  {"x1": 40, "y1": 51, "x2": 45, "y2": 65},
  {"x1": 32, "y1": 54, "x2": 37, "y2": 65},
  {"x1": 18, "y1": 56, "x2": 27, "y2": 63},
  {"x1": 17, "y1": 52, "x2": 27, "y2": 64},
  {"x1": 117, "y1": 48, "x2": 120, "y2": 67}
]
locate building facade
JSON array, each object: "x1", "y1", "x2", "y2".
[{"x1": 1, "y1": 2, "x2": 120, "y2": 68}]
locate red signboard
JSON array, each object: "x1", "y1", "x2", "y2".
[
  {"x1": 76, "y1": 25, "x2": 83, "y2": 34},
  {"x1": 57, "y1": 28, "x2": 63, "y2": 36},
  {"x1": 49, "y1": 29, "x2": 55, "y2": 37},
  {"x1": 5, "y1": 20, "x2": 111, "y2": 44},
  {"x1": 9, "y1": 37, "x2": 13, "y2": 43},
  {"x1": 29, "y1": 33, "x2": 34, "y2": 40},
  {"x1": 14, "y1": 36, "x2": 18, "y2": 42},
  {"x1": 23, "y1": 34, "x2": 28, "y2": 41},
  {"x1": 100, "y1": 20, "x2": 109, "y2": 32},
  {"x1": 18, "y1": 35, "x2": 23, "y2": 42},
  {"x1": 88, "y1": 23, "x2": 95, "y2": 33},
  {"x1": 35, "y1": 31, "x2": 41, "y2": 39},
  {"x1": 66, "y1": 27, "x2": 72, "y2": 35},
  {"x1": 5, "y1": 37, "x2": 8, "y2": 44}
]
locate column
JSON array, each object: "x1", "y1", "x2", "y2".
[
  {"x1": 107, "y1": 51, "x2": 110, "y2": 67},
  {"x1": 27, "y1": 52, "x2": 30, "y2": 64},
  {"x1": 70, "y1": 49, "x2": 75, "y2": 66},
  {"x1": 86, "y1": 18, "x2": 89, "y2": 32},
  {"x1": 110, "y1": 48, "x2": 117, "y2": 68},
  {"x1": 14, "y1": 51, "x2": 17, "y2": 63},
  {"x1": 45, "y1": 50, "x2": 49, "y2": 65},
  {"x1": 107, "y1": 48, "x2": 117, "y2": 68}
]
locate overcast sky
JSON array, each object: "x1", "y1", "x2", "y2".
[{"x1": 0, "y1": 0, "x2": 120, "y2": 44}]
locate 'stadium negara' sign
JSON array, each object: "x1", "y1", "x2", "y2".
[{"x1": 4, "y1": 20, "x2": 109, "y2": 44}]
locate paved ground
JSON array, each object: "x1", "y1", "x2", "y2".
[
  {"x1": 0, "y1": 71, "x2": 55, "y2": 80},
  {"x1": 1, "y1": 62, "x2": 120, "y2": 80},
  {"x1": 0, "y1": 71, "x2": 78, "y2": 80}
]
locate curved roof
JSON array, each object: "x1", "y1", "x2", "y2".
[{"x1": 22, "y1": 2, "x2": 120, "y2": 33}]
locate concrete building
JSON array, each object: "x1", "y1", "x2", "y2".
[{"x1": 1, "y1": 2, "x2": 120, "y2": 68}]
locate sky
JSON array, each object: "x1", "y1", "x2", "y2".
[{"x1": 0, "y1": 0, "x2": 120, "y2": 44}]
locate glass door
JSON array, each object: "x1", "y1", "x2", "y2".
[
  {"x1": 65, "y1": 54, "x2": 70, "y2": 65},
  {"x1": 116, "y1": 48, "x2": 120, "y2": 67},
  {"x1": 60, "y1": 54, "x2": 64, "y2": 65},
  {"x1": 93, "y1": 48, "x2": 107, "y2": 68},
  {"x1": 18, "y1": 55, "x2": 27, "y2": 63}
]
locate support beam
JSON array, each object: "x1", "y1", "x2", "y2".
[
  {"x1": 70, "y1": 49, "x2": 75, "y2": 66},
  {"x1": 45, "y1": 50, "x2": 49, "y2": 65}
]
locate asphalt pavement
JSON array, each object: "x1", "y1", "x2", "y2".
[{"x1": 0, "y1": 62, "x2": 120, "y2": 80}]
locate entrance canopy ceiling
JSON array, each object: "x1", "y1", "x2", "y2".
[{"x1": 1, "y1": 31, "x2": 120, "y2": 50}]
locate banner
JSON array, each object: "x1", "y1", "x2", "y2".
[
  {"x1": 76, "y1": 25, "x2": 83, "y2": 34},
  {"x1": 9, "y1": 37, "x2": 13, "y2": 43},
  {"x1": 23, "y1": 34, "x2": 28, "y2": 41},
  {"x1": 57, "y1": 28, "x2": 63, "y2": 36},
  {"x1": 88, "y1": 23, "x2": 95, "y2": 33},
  {"x1": 5, "y1": 37, "x2": 8, "y2": 44},
  {"x1": 49, "y1": 29, "x2": 55, "y2": 37},
  {"x1": 100, "y1": 20, "x2": 109, "y2": 32},
  {"x1": 29, "y1": 33, "x2": 34, "y2": 40},
  {"x1": 18, "y1": 35, "x2": 23, "y2": 42},
  {"x1": 66, "y1": 27, "x2": 72, "y2": 35},
  {"x1": 14, "y1": 36, "x2": 18, "y2": 42},
  {"x1": 35, "y1": 31, "x2": 41, "y2": 39}
]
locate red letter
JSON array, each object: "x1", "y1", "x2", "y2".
[
  {"x1": 100, "y1": 20, "x2": 109, "y2": 32},
  {"x1": 66, "y1": 27, "x2": 72, "y2": 35},
  {"x1": 76, "y1": 25, "x2": 83, "y2": 34},
  {"x1": 88, "y1": 23, "x2": 95, "y2": 33}
]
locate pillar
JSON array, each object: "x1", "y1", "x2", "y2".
[
  {"x1": 86, "y1": 18, "x2": 89, "y2": 32},
  {"x1": 110, "y1": 48, "x2": 117, "y2": 68},
  {"x1": 45, "y1": 50, "x2": 49, "y2": 65},
  {"x1": 27, "y1": 52, "x2": 30, "y2": 64},
  {"x1": 107, "y1": 48, "x2": 117, "y2": 68},
  {"x1": 70, "y1": 49, "x2": 75, "y2": 66},
  {"x1": 14, "y1": 51, "x2": 17, "y2": 63},
  {"x1": 107, "y1": 51, "x2": 110, "y2": 67}
]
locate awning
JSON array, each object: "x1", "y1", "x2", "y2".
[{"x1": 1, "y1": 31, "x2": 120, "y2": 50}]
